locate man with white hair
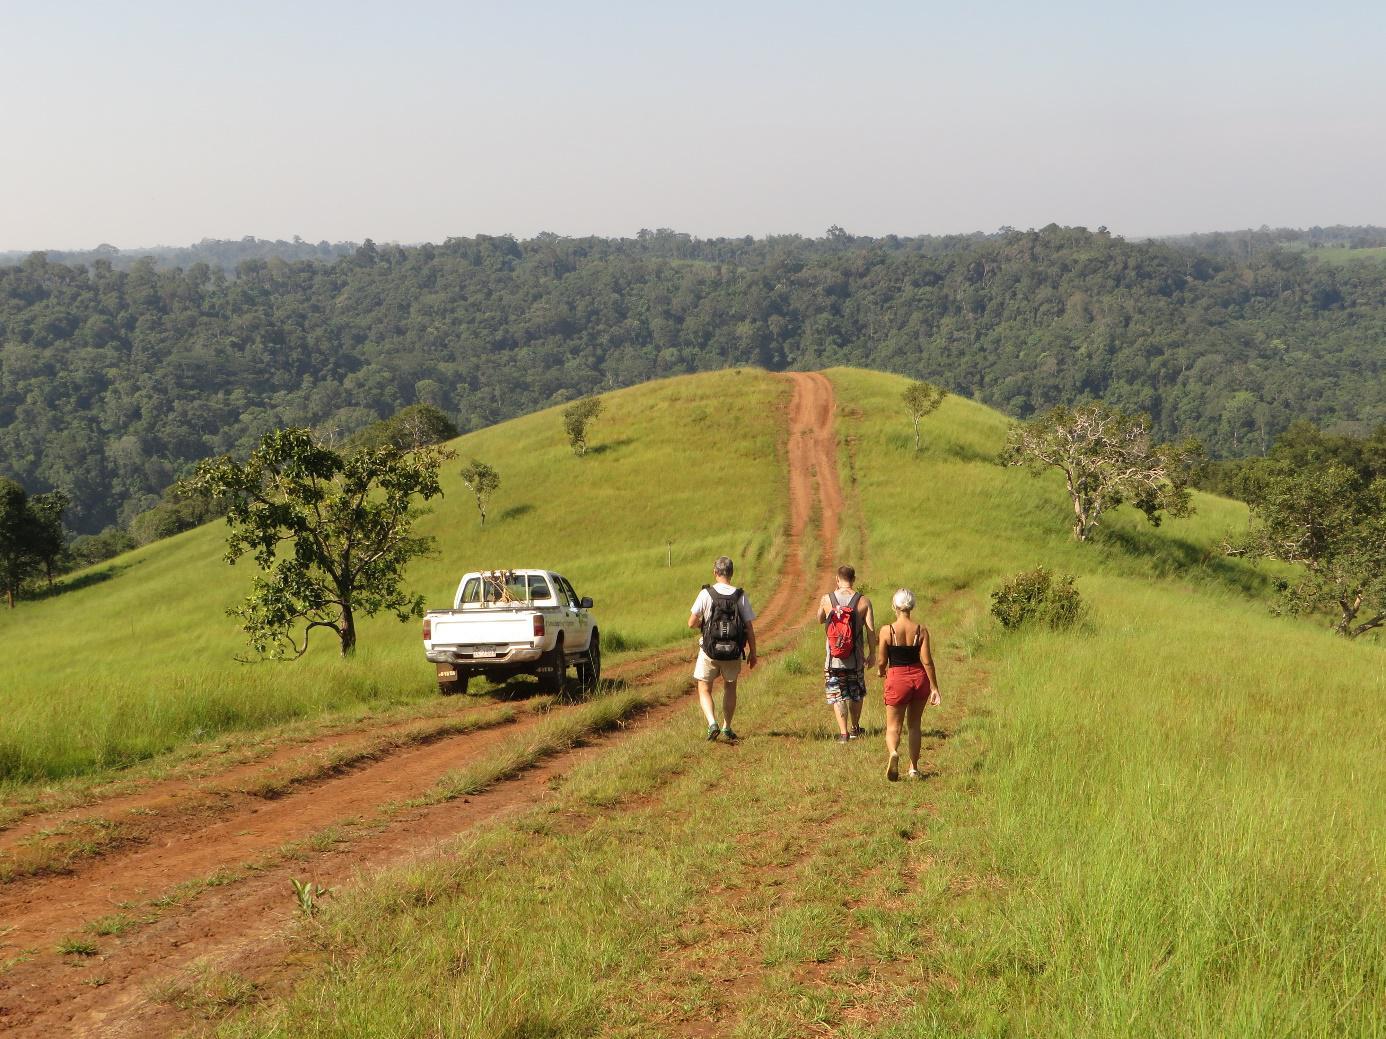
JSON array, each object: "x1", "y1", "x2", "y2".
[
  {"x1": 688, "y1": 555, "x2": 758, "y2": 742},
  {"x1": 818, "y1": 564, "x2": 875, "y2": 742}
]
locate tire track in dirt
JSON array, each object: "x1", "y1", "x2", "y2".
[{"x1": 0, "y1": 371, "x2": 844, "y2": 1038}]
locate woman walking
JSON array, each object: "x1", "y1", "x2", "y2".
[{"x1": 876, "y1": 588, "x2": 940, "y2": 781}]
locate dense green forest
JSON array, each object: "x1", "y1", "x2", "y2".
[{"x1": 3, "y1": 224, "x2": 1386, "y2": 533}]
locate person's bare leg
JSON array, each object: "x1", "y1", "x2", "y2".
[
  {"x1": 832, "y1": 700, "x2": 852, "y2": 736},
  {"x1": 906, "y1": 700, "x2": 926, "y2": 772},
  {"x1": 849, "y1": 695, "x2": 865, "y2": 734},
  {"x1": 885, "y1": 703, "x2": 905, "y2": 779},
  {"x1": 722, "y1": 680, "x2": 737, "y2": 728},
  {"x1": 697, "y1": 680, "x2": 718, "y2": 726}
]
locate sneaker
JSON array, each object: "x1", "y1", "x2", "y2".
[
  {"x1": 852, "y1": 726, "x2": 865, "y2": 738},
  {"x1": 886, "y1": 753, "x2": 900, "y2": 781},
  {"x1": 835, "y1": 733, "x2": 851, "y2": 744},
  {"x1": 847, "y1": 729, "x2": 861, "y2": 740},
  {"x1": 908, "y1": 768, "x2": 923, "y2": 780},
  {"x1": 721, "y1": 727, "x2": 739, "y2": 743},
  {"x1": 706, "y1": 723, "x2": 720, "y2": 741}
]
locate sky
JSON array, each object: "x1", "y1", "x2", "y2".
[{"x1": 2, "y1": 0, "x2": 1384, "y2": 250}]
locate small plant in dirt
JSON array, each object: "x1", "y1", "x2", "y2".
[
  {"x1": 991, "y1": 567, "x2": 1086, "y2": 631},
  {"x1": 149, "y1": 961, "x2": 259, "y2": 1016},
  {"x1": 57, "y1": 936, "x2": 99, "y2": 957},
  {"x1": 290, "y1": 878, "x2": 330, "y2": 916},
  {"x1": 88, "y1": 914, "x2": 136, "y2": 937}
]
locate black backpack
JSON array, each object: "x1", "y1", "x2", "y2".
[{"x1": 701, "y1": 585, "x2": 747, "y2": 661}]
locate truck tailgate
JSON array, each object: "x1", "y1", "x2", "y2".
[{"x1": 430, "y1": 610, "x2": 533, "y2": 648}]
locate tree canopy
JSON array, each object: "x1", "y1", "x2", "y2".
[
  {"x1": 1005, "y1": 403, "x2": 1200, "y2": 541},
  {"x1": 4, "y1": 226, "x2": 1386, "y2": 532},
  {"x1": 192, "y1": 429, "x2": 449, "y2": 658}
]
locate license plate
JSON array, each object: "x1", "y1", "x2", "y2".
[{"x1": 471, "y1": 649, "x2": 498, "y2": 658}]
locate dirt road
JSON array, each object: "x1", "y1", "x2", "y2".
[{"x1": 0, "y1": 371, "x2": 845, "y2": 1037}]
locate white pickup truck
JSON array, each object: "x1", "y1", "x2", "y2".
[{"x1": 422, "y1": 569, "x2": 599, "y2": 696}]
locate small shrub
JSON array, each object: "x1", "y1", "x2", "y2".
[
  {"x1": 991, "y1": 567, "x2": 1085, "y2": 631},
  {"x1": 57, "y1": 937, "x2": 99, "y2": 956}
]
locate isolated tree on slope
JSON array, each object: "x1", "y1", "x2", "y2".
[
  {"x1": 26, "y1": 491, "x2": 70, "y2": 588},
  {"x1": 563, "y1": 398, "x2": 604, "y2": 457},
  {"x1": 193, "y1": 429, "x2": 450, "y2": 658},
  {"x1": 0, "y1": 478, "x2": 34, "y2": 609},
  {"x1": 1236, "y1": 461, "x2": 1386, "y2": 639},
  {"x1": 1005, "y1": 402, "x2": 1200, "y2": 541},
  {"x1": 459, "y1": 459, "x2": 500, "y2": 526},
  {"x1": 902, "y1": 381, "x2": 948, "y2": 451}
]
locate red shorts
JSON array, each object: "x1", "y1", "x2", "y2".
[{"x1": 883, "y1": 665, "x2": 931, "y2": 707}]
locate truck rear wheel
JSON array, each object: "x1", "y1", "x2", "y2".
[
  {"x1": 536, "y1": 637, "x2": 566, "y2": 695},
  {"x1": 576, "y1": 631, "x2": 601, "y2": 696}
]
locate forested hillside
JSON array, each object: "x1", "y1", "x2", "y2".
[{"x1": 3, "y1": 225, "x2": 1386, "y2": 531}]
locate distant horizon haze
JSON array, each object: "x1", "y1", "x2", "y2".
[
  {"x1": 6, "y1": 221, "x2": 1386, "y2": 258},
  {"x1": 4, "y1": 1, "x2": 1384, "y2": 252}
]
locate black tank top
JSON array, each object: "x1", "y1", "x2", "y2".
[{"x1": 886, "y1": 625, "x2": 923, "y2": 668}]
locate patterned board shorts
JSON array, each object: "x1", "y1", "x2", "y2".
[{"x1": 824, "y1": 668, "x2": 867, "y2": 705}]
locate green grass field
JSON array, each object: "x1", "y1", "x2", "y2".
[
  {"x1": 1297, "y1": 244, "x2": 1386, "y2": 265},
  {"x1": 194, "y1": 368, "x2": 1385, "y2": 1037},
  {"x1": 0, "y1": 369, "x2": 788, "y2": 787}
]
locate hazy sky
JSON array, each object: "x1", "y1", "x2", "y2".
[{"x1": 3, "y1": 1, "x2": 1384, "y2": 250}]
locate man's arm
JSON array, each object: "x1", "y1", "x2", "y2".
[
  {"x1": 687, "y1": 611, "x2": 702, "y2": 630},
  {"x1": 745, "y1": 622, "x2": 758, "y2": 669},
  {"x1": 861, "y1": 597, "x2": 876, "y2": 666},
  {"x1": 816, "y1": 593, "x2": 831, "y2": 624}
]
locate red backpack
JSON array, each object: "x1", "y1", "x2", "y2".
[{"x1": 826, "y1": 591, "x2": 862, "y2": 660}]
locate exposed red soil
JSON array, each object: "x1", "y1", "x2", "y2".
[{"x1": 0, "y1": 371, "x2": 845, "y2": 1037}]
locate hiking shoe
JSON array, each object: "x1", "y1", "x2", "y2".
[
  {"x1": 721, "y1": 727, "x2": 739, "y2": 743},
  {"x1": 886, "y1": 753, "x2": 900, "y2": 782},
  {"x1": 848, "y1": 729, "x2": 861, "y2": 740},
  {"x1": 706, "y1": 723, "x2": 720, "y2": 741},
  {"x1": 835, "y1": 733, "x2": 851, "y2": 744},
  {"x1": 852, "y1": 725, "x2": 865, "y2": 738},
  {"x1": 908, "y1": 769, "x2": 923, "y2": 780}
]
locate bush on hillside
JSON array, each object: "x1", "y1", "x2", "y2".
[{"x1": 991, "y1": 567, "x2": 1085, "y2": 631}]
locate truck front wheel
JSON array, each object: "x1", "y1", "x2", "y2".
[{"x1": 576, "y1": 631, "x2": 601, "y2": 696}]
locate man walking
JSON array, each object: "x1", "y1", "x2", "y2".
[
  {"x1": 688, "y1": 555, "x2": 757, "y2": 742},
  {"x1": 818, "y1": 565, "x2": 874, "y2": 742}
]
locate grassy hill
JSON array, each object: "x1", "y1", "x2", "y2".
[
  {"x1": 203, "y1": 368, "x2": 1382, "y2": 1038},
  {"x1": 0, "y1": 369, "x2": 788, "y2": 787},
  {"x1": 3, "y1": 367, "x2": 1382, "y2": 1036}
]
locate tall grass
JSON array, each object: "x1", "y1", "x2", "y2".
[
  {"x1": 827, "y1": 367, "x2": 1386, "y2": 1036},
  {"x1": 207, "y1": 368, "x2": 1383, "y2": 1038},
  {"x1": 0, "y1": 370, "x2": 788, "y2": 786}
]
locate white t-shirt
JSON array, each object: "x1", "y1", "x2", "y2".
[{"x1": 690, "y1": 583, "x2": 756, "y2": 625}]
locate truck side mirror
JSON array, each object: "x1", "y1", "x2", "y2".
[{"x1": 579, "y1": 597, "x2": 594, "y2": 609}]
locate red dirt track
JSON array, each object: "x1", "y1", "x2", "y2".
[{"x1": 0, "y1": 371, "x2": 844, "y2": 1037}]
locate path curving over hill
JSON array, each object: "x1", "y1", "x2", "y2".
[{"x1": 0, "y1": 371, "x2": 844, "y2": 1038}]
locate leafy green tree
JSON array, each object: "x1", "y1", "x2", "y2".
[
  {"x1": 459, "y1": 459, "x2": 500, "y2": 526},
  {"x1": 193, "y1": 429, "x2": 450, "y2": 658},
  {"x1": 1236, "y1": 461, "x2": 1386, "y2": 639},
  {"x1": 1005, "y1": 403, "x2": 1200, "y2": 541},
  {"x1": 0, "y1": 478, "x2": 34, "y2": 608},
  {"x1": 902, "y1": 381, "x2": 948, "y2": 451},
  {"x1": 26, "y1": 491, "x2": 69, "y2": 588},
  {"x1": 563, "y1": 398, "x2": 604, "y2": 457},
  {"x1": 345, "y1": 404, "x2": 459, "y2": 454}
]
